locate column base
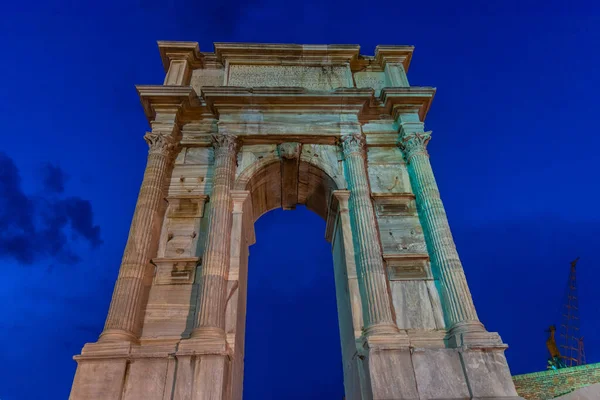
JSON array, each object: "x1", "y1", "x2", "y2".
[
  {"x1": 98, "y1": 328, "x2": 139, "y2": 343},
  {"x1": 363, "y1": 322, "x2": 401, "y2": 337},
  {"x1": 189, "y1": 326, "x2": 226, "y2": 340},
  {"x1": 446, "y1": 321, "x2": 507, "y2": 349}
]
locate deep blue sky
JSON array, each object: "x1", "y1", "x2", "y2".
[{"x1": 1, "y1": 1, "x2": 599, "y2": 399}]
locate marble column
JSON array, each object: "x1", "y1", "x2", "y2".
[
  {"x1": 100, "y1": 131, "x2": 179, "y2": 342},
  {"x1": 192, "y1": 133, "x2": 240, "y2": 338},
  {"x1": 340, "y1": 133, "x2": 398, "y2": 336},
  {"x1": 398, "y1": 131, "x2": 483, "y2": 335}
]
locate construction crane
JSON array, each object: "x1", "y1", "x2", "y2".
[
  {"x1": 546, "y1": 257, "x2": 587, "y2": 369},
  {"x1": 559, "y1": 257, "x2": 586, "y2": 367}
]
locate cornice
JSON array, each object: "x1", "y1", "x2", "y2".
[
  {"x1": 213, "y1": 42, "x2": 361, "y2": 65},
  {"x1": 374, "y1": 45, "x2": 414, "y2": 72},
  {"x1": 380, "y1": 87, "x2": 436, "y2": 122},
  {"x1": 158, "y1": 41, "x2": 204, "y2": 71},
  {"x1": 135, "y1": 85, "x2": 435, "y2": 123},
  {"x1": 156, "y1": 42, "x2": 416, "y2": 74},
  {"x1": 200, "y1": 86, "x2": 374, "y2": 116},
  {"x1": 136, "y1": 85, "x2": 202, "y2": 122}
]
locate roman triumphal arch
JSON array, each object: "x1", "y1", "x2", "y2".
[{"x1": 70, "y1": 42, "x2": 522, "y2": 400}]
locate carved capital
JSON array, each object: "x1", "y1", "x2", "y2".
[
  {"x1": 277, "y1": 142, "x2": 301, "y2": 160},
  {"x1": 398, "y1": 131, "x2": 431, "y2": 162},
  {"x1": 340, "y1": 133, "x2": 366, "y2": 157},
  {"x1": 211, "y1": 133, "x2": 240, "y2": 156},
  {"x1": 144, "y1": 132, "x2": 180, "y2": 157}
]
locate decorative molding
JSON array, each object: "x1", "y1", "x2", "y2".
[
  {"x1": 213, "y1": 43, "x2": 361, "y2": 66},
  {"x1": 166, "y1": 195, "x2": 209, "y2": 218},
  {"x1": 374, "y1": 45, "x2": 414, "y2": 72},
  {"x1": 144, "y1": 132, "x2": 180, "y2": 157},
  {"x1": 211, "y1": 133, "x2": 239, "y2": 154},
  {"x1": 340, "y1": 133, "x2": 366, "y2": 157},
  {"x1": 277, "y1": 142, "x2": 301, "y2": 160},
  {"x1": 136, "y1": 85, "x2": 199, "y2": 123},
  {"x1": 153, "y1": 257, "x2": 201, "y2": 285},
  {"x1": 371, "y1": 193, "x2": 416, "y2": 216},
  {"x1": 158, "y1": 41, "x2": 204, "y2": 72},
  {"x1": 398, "y1": 131, "x2": 431, "y2": 163},
  {"x1": 383, "y1": 253, "x2": 431, "y2": 280}
]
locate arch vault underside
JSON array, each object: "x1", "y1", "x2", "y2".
[{"x1": 69, "y1": 41, "x2": 522, "y2": 400}]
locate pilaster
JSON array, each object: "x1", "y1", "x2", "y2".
[{"x1": 384, "y1": 63, "x2": 409, "y2": 87}]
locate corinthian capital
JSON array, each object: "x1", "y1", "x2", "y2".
[
  {"x1": 211, "y1": 133, "x2": 240, "y2": 155},
  {"x1": 340, "y1": 133, "x2": 366, "y2": 157},
  {"x1": 398, "y1": 131, "x2": 431, "y2": 162},
  {"x1": 144, "y1": 132, "x2": 180, "y2": 157}
]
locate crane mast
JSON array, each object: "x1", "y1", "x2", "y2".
[{"x1": 551, "y1": 257, "x2": 587, "y2": 368}]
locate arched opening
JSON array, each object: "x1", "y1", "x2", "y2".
[
  {"x1": 237, "y1": 157, "x2": 339, "y2": 221},
  {"x1": 235, "y1": 154, "x2": 352, "y2": 399},
  {"x1": 242, "y1": 206, "x2": 343, "y2": 399}
]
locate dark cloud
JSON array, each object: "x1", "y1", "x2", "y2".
[
  {"x1": 42, "y1": 163, "x2": 67, "y2": 193},
  {"x1": 0, "y1": 152, "x2": 102, "y2": 265}
]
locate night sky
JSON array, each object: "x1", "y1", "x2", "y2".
[{"x1": 1, "y1": 1, "x2": 599, "y2": 399}]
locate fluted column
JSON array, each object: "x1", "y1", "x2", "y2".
[
  {"x1": 398, "y1": 131, "x2": 483, "y2": 334},
  {"x1": 192, "y1": 133, "x2": 239, "y2": 338},
  {"x1": 340, "y1": 133, "x2": 398, "y2": 336},
  {"x1": 100, "y1": 131, "x2": 179, "y2": 342}
]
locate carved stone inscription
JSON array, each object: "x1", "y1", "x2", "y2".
[
  {"x1": 228, "y1": 65, "x2": 350, "y2": 90},
  {"x1": 191, "y1": 69, "x2": 224, "y2": 92},
  {"x1": 354, "y1": 71, "x2": 387, "y2": 95}
]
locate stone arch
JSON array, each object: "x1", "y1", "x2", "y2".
[{"x1": 234, "y1": 144, "x2": 345, "y2": 221}]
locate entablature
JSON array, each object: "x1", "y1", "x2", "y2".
[{"x1": 136, "y1": 85, "x2": 435, "y2": 127}]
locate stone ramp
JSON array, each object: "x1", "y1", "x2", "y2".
[{"x1": 554, "y1": 383, "x2": 600, "y2": 399}]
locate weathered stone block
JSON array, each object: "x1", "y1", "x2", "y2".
[
  {"x1": 122, "y1": 359, "x2": 170, "y2": 400},
  {"x1": 390, "y1": 280, "x2": 437, "y2": 329},
  {"x1": 412, "y1": 348, "x2": 470, "y2": 399},
  {"x1": 461, "y1": 350, "x2": 519, "y2": 398},
  {"x1": 354, "y1": 71, "x2": 387, "y2": 96},
  {"x1": 192, "y1": 355, "x2": 230, "y2": 400},
  {"x1": 173, "y1": 355, "x2": 195, "y2": 400},
  {"x1": 184, "y1": 147, "x2": 213, "y2": 165},
  {"x1": 367, "y1": 349, "x2": 419, "y2": 400},
  {"x1": 70, "y1": 359, "x2": 127, "y2": 400},
  {"x1": 191, "y1": 68, "x2": 224, "y2": 92}
]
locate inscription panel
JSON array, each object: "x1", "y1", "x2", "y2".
[
  {"x1": 354, "y1": 71, "x2": 387, "y2": 96},
  {"x1": 191, "y1": 69, "x2": 224, "y2": 92},
  {"x1": 228, "y1": 65, "x2": 351, "y2": 90}
]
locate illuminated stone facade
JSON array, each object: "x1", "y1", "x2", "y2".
[{"x1": 70, "y1": 41, "x2": 522, "y2": 400}]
